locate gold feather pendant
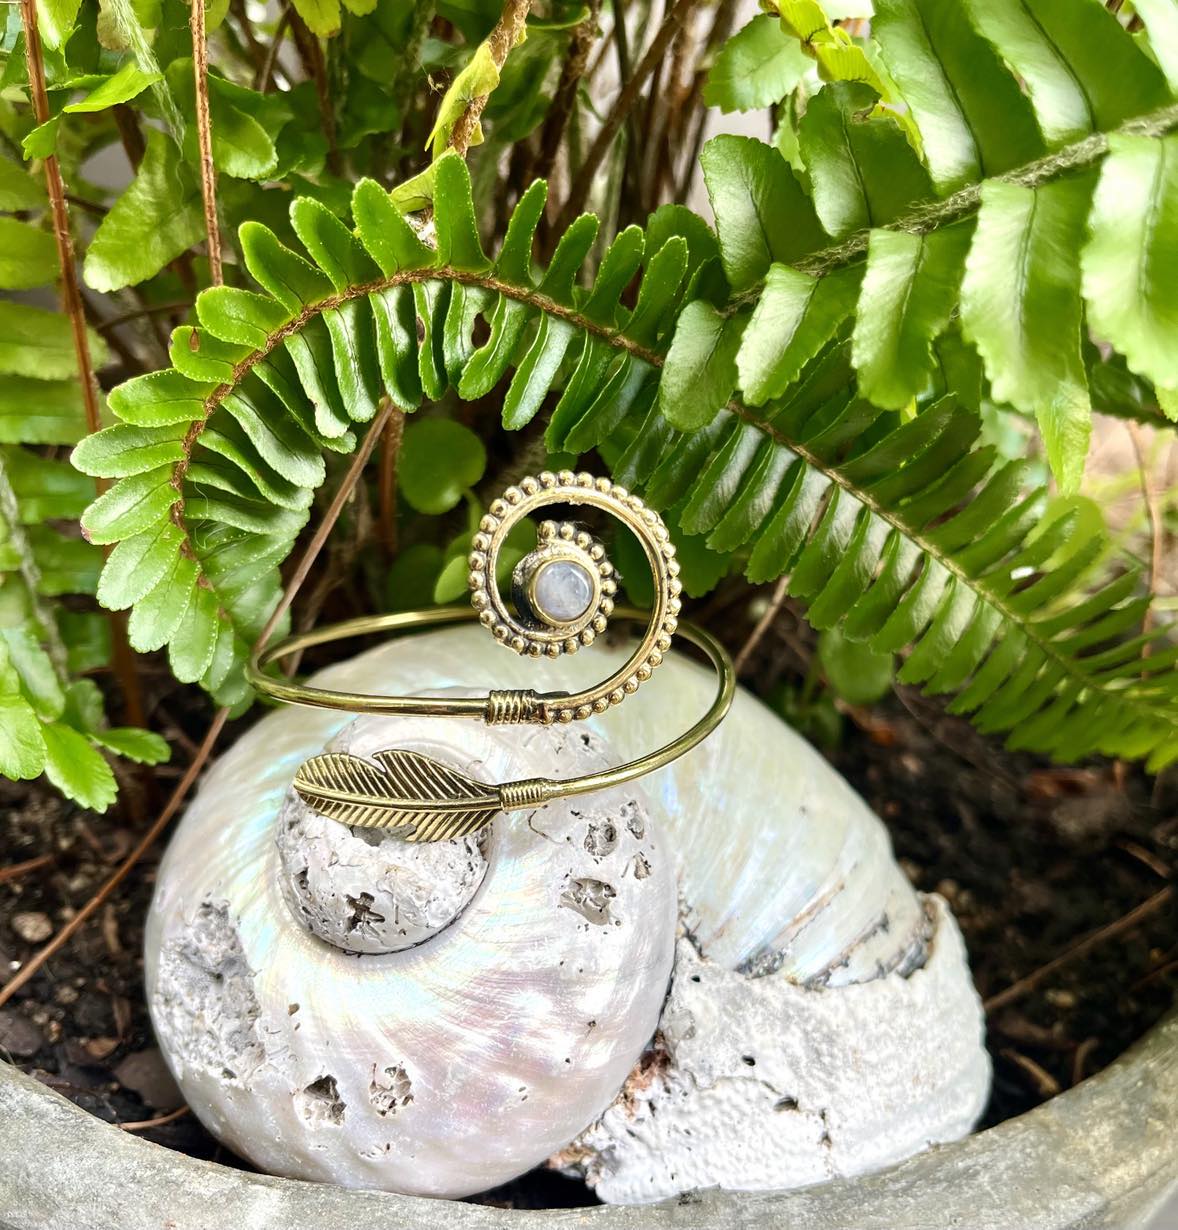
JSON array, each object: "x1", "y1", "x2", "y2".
[{"x1": 293, "y1": 749, "x2": 504, "y2": 842}]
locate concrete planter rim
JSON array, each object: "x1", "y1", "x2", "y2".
[{"x1": 1, "y1": 1008, "x2": 1175, "y2": 1230}]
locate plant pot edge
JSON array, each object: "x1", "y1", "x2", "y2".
[{"x1": 0, "y1": 1008, "x2": 1175, "y2": 1230}]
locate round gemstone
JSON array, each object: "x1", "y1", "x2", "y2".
[{"x1": 532, "y1": 558, "x2": 595, "y2": 624}]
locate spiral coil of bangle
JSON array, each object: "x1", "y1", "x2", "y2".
[{"x1": 247, "y1": 471, "x2": 735, "y2": 842}]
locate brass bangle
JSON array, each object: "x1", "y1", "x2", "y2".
[
  {"x1": 249, "y1": 607, "x2": 734, "y2": 841},
  {"x1": 246, "y1": 470, "x2": 735, "y2": 842}
]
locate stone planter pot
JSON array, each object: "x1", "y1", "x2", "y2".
[{"x1": 1, "y1": 1008, "x2": 1175, "y2": 1230}]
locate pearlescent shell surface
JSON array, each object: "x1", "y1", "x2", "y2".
[{"x1": 146, "y1": 708, "x2": 676, "y2": 1198}]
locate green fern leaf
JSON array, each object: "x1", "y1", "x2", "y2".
[
  {"x1": 659, "y1": 302, "x2": 746, "y2": 431},
  {"x1": 798, "y1": 81, "x2": 933, "y2": 239},
  {"x1": 1082, "y1": 133, "x2": 1178, "y2": 417},
  {"x1": 851, "y1": 223, "x2": 972, "y2": 409},
  {"x1": 701, "y1": 135, "x2": 824, "y2": 292},
  {"x1": 739, "y1": 264, "x2": 862, "y2": 405},
  {"x1": 960, "y1": 176, "x2": 1094, "y2": 490},
  {"x1": 963, "y1": 0, "x2": 1169, "y2": 144},
  {"x1": 871, "y1": 0, "x2": 1043, "y2": 191}
]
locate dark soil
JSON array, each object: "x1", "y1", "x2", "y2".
[
  {"x1": 830, "y1": 687, "x2": 1178, "y2": 1128},
  {"x1": 1, "y1": 601, "x2": 1175, "y2": 1196}
]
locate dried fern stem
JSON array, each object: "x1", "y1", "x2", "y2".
[
  {"x1": 449, "y1": 0, "x2": 533, "y2": 156},
  {"x1": 189, "y1": 0, "x2": 224, "y2": 285}
]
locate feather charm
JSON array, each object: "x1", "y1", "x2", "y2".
[{"x1": 293, "y1": 748, "x2": 503, "y2": 842}]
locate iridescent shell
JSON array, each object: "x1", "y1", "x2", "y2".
[{"x1": 146, "y1": 625, "x2": 988, "y2": 1202}]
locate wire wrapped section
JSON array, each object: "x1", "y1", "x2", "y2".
[
  {"x1": 499, "y1": 778, "x2": 551, "y2": 810},
  {"x1": 485, "y1": 689, "x2": 543, "y2": 725}
]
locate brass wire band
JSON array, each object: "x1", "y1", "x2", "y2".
[
  {"x1": 245, "y1": 607, "x2": 735, "y2": 807},
  {"x1": 486, "y1": 689, "x2": 544, "y2": 725}
]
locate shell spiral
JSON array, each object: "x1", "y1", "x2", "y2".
[{"x1": 145, "y1": 705, "x2": 677, "y2": 1198}]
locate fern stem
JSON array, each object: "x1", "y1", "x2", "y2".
[
  {"x1": 388, "y1": 0, "x2": 434, "y2": 133},
  {"x1": 230, "y1": 0, "x2": 269, "y2": 81},
  {"x1": 734, "y1": 574, "x2": 789, "y2": 674},
  {"x1": 983, "y1": 885, "x2": 1175, "y2": 1014},
  {"x1": 671, "y1": 0, "x2": 738, "y2": 201},
  {"x1": 730, "y1": 101, "x2": 1178, "y2": 306},
  {"x1": 378, "y1": 405, "x2": 406, "y2": 557},
  {"x1": 20, "y1": 0, "x2": 102, "y2": 441},
  {"x1": 289, "y1": 8, "x2": 341, "y2": 175},
  {"x1": 554, "y1": 0, "x2": 699, "y2": 231},
  {"x1": 531, "y1": 0, "x2": 600, "y2": 184},
  {"x1": 449, "y1": 0, "x2": 534, "y2": 156},
  {"x1": 189, "y1": 0, "x2": 224, "y2": 286},
  {"x1": 21, "y1": 0, "x2": 149, "y2": 730},
  {"x1": 256, "y1": 5, "x2": 292, "y2": 92}
]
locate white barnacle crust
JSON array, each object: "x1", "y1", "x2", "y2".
[
  {"x1": 275, "y1": 723, "x2": 489, "y2": 955},
  {"x1": 559, "y1": 896, "x2": 988, "y2": 1203},
  {"x1": 146, "y1": 704, "x2": 677, "y2": 1198}
]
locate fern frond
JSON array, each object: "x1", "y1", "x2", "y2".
[
  {"x1": 74, "y1": 144, "x2": 1178, "y2": 767},
  {"x1": 0, "y1": 152, "x2": 169, "y2": 809},
  {"x1": 710, "y1": 0, "x2": 1178, "y2": 466}
]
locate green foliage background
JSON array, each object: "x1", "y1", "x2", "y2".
[{"x1": 2, "y1": 0, "x2": 1178, "y2": 809}]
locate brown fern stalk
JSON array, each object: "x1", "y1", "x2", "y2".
[
  {"x1": 289, "y1": 8, "x2": 341, "y2": 174},
  {"x1": 530, "y1": 0, "x2": 600, "y2": 184},
  {"x1": 448, "y1": 0, "x2": 533, "y2": 156},
  {"x1": 189, "y1": 0, "x2": 224, "y2": 285},
  {"x1": 554, "y1": 0, "x2": 699, "y2": 231},
  {"x1": 20, "y1": 0, "x2": 101, "y2": 439},
  {"x1": 19, "y1": 0, "x2": 146, "y2": 731},
  {"x1": 378, "y1": 406, "x2": 406, "y2": 557}
]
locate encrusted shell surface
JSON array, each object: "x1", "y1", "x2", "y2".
[
  {"x1": 275, "y1": 724, "x2": 491, "y2": 955},
  {"x1": 147, "y1": 625, "x2": 989, "y2": 1203},
  {"x1": 561, "y1": 897, "x2": 988, "y2": 1202},
  {"x1": 146, "y1": 707, "x2": 677, "y2": 1198}
]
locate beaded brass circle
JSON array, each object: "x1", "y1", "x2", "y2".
[{"x1": 467, "y1": 470, "x2": 682, "y2": 724}]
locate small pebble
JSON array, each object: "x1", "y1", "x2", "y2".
[
  {"x1": 11, "y1": 912, "x2": 52, "y2": 943},
  {"x1": 0, "y1": 1008, "x2": 43, "y2": 1058},
  {"x1": 85, "y1": 1036, "x2": 119, "y2": 1061},
  {"x1": 115, "y1": 1048, "x2": 183, "y2": 1111}
]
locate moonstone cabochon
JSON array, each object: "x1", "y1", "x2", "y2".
[
  {"x1": 532, "y1": 559, "x2": 596, "y2": 622},
  {"x1": 146, "y1": 710, "x2": 677, "y2": 1198}
]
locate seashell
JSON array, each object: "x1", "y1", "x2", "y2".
[
  {"x1": 146, "y1": 706, "x2": 678, "y2": 1198},
  {"x1": 146, "y1": 625, "x2": 989, "y2": 1202}
]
